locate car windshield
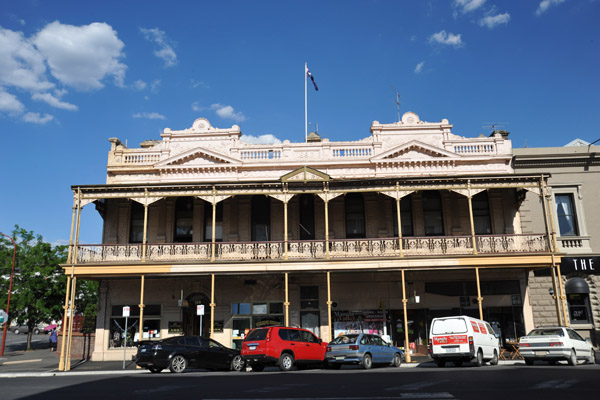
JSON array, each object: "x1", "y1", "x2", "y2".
[
  {"x1": 330, "y1": 334, "x2": 359, "y2": 345},
  {"x1": 527, "y1": 328, "x2": 564, "y2": 337}
]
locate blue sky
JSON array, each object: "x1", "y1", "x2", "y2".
[{"x1": 1, "y1": 0, "x2": 599, "y2": 246}]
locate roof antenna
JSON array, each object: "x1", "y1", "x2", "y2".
[{"x1": 391, "y1": 86, "x2": 401, "y2": 122}]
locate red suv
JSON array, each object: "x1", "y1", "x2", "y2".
[{"x1": 241, "y1": 326, "x2": 328, "y2": 371}]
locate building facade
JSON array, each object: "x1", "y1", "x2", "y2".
[
  {"x1": 59, "y1": 112, "x2": 559, "y2": 364},
  {"x1": 514, "y1": 143, "x2": 600, "y2": 345}
]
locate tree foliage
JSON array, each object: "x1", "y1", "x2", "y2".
[{"x1": 0, "y1": 226, "x2": 98, "y2": 350}]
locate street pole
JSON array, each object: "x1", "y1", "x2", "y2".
[{"x1": 0, "y1": 232, "x2": 17, "y2": 357}]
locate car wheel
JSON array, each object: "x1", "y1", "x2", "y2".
[
  {"x1": 250, "y1": 363, "x2": 265, "y2": 372},
  {"x1": 436, "y1": 360, "x2": 445, "y2": 368},
  {"x1": 33, "y1": 328, "x2": 40, "y2": 335},
  {"x1": 362, "y1": 353, "x2": 373, "y2": 370},
  {"x1": 490, "y1": 350, "x2": 499, "y2": 366},
  {"x1": 14, "y1": 329, "x2": 20, "y2": 335},
  {"x1": 587, "y1": 350, "x2": 596, "y2": 365},
  {"x1": 279, "y1": 353, "x2": 295, "y2": 371},
  {"x1": 454, "y1": 360, "x2": 463, "y2": 367},
  {"x1": 568, "y1": 349, "x2": 577, "y2": 366},
  {"x1": 169, "y1": 355, "x2": 188, "y2": 373},
  {"x1": 525, "y1": 358, "x2": 534, "y2": 366},
  {"x1": 475, "y1": 349, "x2": 484, "y2": 367},
  {"x1": 149, "y1": 366, "x2": 163, "y2": 373},
  {"x1": 392, "y1": 353, "x2": 402, "y2": 367},
  {"x1": 231, "y1": 355, "x2": 244, "y2": 372}
]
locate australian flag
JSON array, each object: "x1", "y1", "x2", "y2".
[{"x1": 306, "y1": 66, "x2": 319, "y2": 91}]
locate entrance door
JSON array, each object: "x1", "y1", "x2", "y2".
[{"x1": 183, "y1": 293, "x2": 211, "y2": 337}]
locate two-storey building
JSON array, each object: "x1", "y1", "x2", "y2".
[
  {"x1": 60, "y1": 112, "x2": 559, "y2": 364},
  {"x1": 514, "y1": 141, "x2": 600, "y2": 345}
]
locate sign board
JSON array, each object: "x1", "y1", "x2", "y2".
[
  {"x1": 534, "y1": 256, "x2": 600, "y2": 276},
  {"x1": 0, "y1": 309, "x2": 7, "y2": 325},
  {"x1": 123, "y1": 306, "x2": 130, "y2": 317},
  {"x1": 197, "y1": 304, "x2": 205, "y2": 316}
]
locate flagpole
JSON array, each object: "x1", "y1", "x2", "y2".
[{"x1": 304, "y1": 62, "x2": 308, "y2": 143}]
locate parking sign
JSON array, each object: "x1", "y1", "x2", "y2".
[{"x1": 123, "y1": 306, "x2": 130, "y2": 317}]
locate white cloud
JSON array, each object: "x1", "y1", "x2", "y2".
[
  {"x1": 429, "y1": 30, "x2": 464, "y2": 48},
  {"x1": 191, "y1": 101, "x2": 204, "y2": 112},
  {"x1": 0, "y1": 27, "x2": 53, "y2": 91},
  {"x1": 23, "y1": 112, "x2": 54, "y2": 124},
  {"x1": 32, "y1": 92, "x2": 77, "y2": 111},
  {"x1": 150, "y1": 79, "x2": 161, "y2": 92},
  {"x1": 414, "y1": 61, "x2": 425, "y2": 74},
  {"x1": 210, "y1": 103, "x2": 246, "y2": 122},
  {"x1": 454, "y1": 0, "x2": 486, "y2": 13},
  {"x1": 34, "y1": 21, "x2": 127, "y2": 90},
  {"x1": 140, "y1": 28, "x2": 177, "y2": 67},
  {"x1": 480, "y1": 12, "x2": 511, "y2": 28},
  {"x1": 240, "y1": 134, "x2": 281, "y2": 145},
  {"x1": 132, "y1": 112, "x2": 166, "y2": 120},
  {"x1": 192, "y1": 80, "x2": 209, "y2": 89},
  {"x1": 133, "y1": 80, "x2": 147, "y2": 90},
  {"x1": 536, "y1": 0, "x2": 566, "y2": 16},
  {"x1": 0, "y1": 89, "x2": 25, "y2": 113}
]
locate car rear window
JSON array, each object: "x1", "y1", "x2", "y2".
[
  {"x1": 330, "y1": 334, "x2": 359, "y2": 345},
  {"x1": 245, "y1": 328, "x2": 269, "y2": 341},
  {"x1": 431, "y1": 318, "x2": 468, "y2": 335},
  {"x1": 527, "y1": 328, "x2": 564, "y2": 337}
]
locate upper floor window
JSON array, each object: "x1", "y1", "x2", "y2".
[
  {"x1": 345, "y1": 193, "x2": 365, "y2": 238},
  {"x1": 422, "y1": 191, "x2": 444, "y2": 236},
  {"x1": 129, "y1": 201, "x2": 144, "y2": 243},
  {"x1": 204, "y1": 202, "x2": 223, "y2": 242},
  {"x1": 299, "y1": 194, "x2": 315, "y2": 240},
  {"x1": 393, "y1": 195, "x2": 414, "y2": 237},
  {"x1": 555, "y1": 193, "x2": 579, "y2": 236},
  {"x1": 473, "y1": 191, "x2": 492, "y2": 235},
  {"x1": 174, "y1": 197, "x2": 194, "y2": 242},
  {"x1": 251, "y1": 196, "x2": 271, "y2": 241}
]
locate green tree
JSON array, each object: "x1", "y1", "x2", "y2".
[{"x1": 0, "y1": 226, "x2": 98, "y2": 350}]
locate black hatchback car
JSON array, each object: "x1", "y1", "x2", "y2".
[{"x1": 135, "y1": 336, "x2": 244, "y2": 373}]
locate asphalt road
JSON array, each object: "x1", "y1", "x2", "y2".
[
  {"x1": 1, "y1": 362, "x2": 598, "y2": 400},
  {"x1": 1, "y1": 330, "x2": 49, "y2": 352}
]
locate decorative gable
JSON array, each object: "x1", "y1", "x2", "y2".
[
  {"x1": 281, "y1": 166, "x2": 330, "y2": 182},
  {"x1": 155, "y1": 147, "x2": 241, "y2": 168},
  {"x1": 372, "y1": 140, "x2": 458, "y2": 162}
]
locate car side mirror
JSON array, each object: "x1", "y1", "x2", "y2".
[
  {"x1": 586, "y1": 338, "x2": 592, "y2": 343},
  {"x1": 318, "y1": 339, "x2": 322, "y2": 344}
]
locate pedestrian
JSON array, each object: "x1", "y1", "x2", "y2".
[{"x1": 50, "y1": 328, "x2": 58, "y2": 351}]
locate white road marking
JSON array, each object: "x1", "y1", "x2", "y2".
[
  {"x1": 532, "y1": 379, "x2": 578, "y2": 389},
  {"x1": 387, "y1": 380, "x2": 450, "y2": 391},
  {"x1": 1, "y1": 359, "x2": 42, "y2": 365}
]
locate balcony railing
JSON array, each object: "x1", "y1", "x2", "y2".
[{"x1": 75, "y1": 233, "x2": 549, "y2": 264}]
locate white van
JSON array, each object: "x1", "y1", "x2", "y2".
[{"x1": 428, "y1": 315, "x2": 500, "y2": 367}]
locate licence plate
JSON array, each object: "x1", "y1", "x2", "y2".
[
  {"x1": 445, "y1": 348, "x2": 458, "y2": 353},
  {"x1": 535, "y1": 351, "x2": 546, "y2": 357},
  {"x1": 249, "y1": 346, "x2": 256, "y2": 350},
  {"x1": 335, "y1": 356, "x2": 344, "y2": 361},
  {"x1": 140, "y1": 348, "x2": 146, "y2": 353}
]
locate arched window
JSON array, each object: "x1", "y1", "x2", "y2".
[
  {"x1": 129, "y1": 201, "x2": 144, "y2": 243},
  {"x1": 422, "y1": 191, "x2": 444, "y2": 236},
  {"x1": 299, "y1": 194, "x2": 315, "y2": 240},
  {"x1": 204, "y1": 202, "x2": 223, "y2": 242},
  {"x1": 345, "y1": 193, "x2": 365, "y2": 238},
  {"x1": 565, "y1": 277, "x2": 592, "y2": 324},
  {"x1": 251, "y1": 196, "x2": 271, "y2": 241},
  {"x1": 393, "y1": 194, "x2": 414, "y2": 237},
  {"x1": 472, "y1": 191, "x2": 492, "y2": 234},
  {"x1": 174, "y1": 197, "x2": 194, "y2": 243}
]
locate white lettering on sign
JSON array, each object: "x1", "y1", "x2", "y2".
[{"x1": 573, "y1": 259, "x2": 595, "y2": 271}]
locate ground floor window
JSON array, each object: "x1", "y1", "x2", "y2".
[
  {"x1": 109, "y1": 304, "x2": 161, "y2": 348},
  {"x1": 231, "y1": 301, "x2": 284, "y2": 350}
]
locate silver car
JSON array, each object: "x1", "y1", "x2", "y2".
[
  {"x1": 325, "y1": 333, "x2": 403, "y2": 369},
  {"x1": 519, "y1": 326, "x2": 596, "y2": 366}
]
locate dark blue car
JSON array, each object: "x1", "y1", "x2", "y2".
[{"x1": 325, "y1": 333, "x2": 403, "y2": 369}]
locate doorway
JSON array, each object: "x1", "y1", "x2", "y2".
[{"x1": 183, "y1": 292, "x2": 211, "y2": 337}]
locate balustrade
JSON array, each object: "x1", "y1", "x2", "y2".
[{"x1": 75, "y1": 233, "x2": 549, "y2": 264}]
